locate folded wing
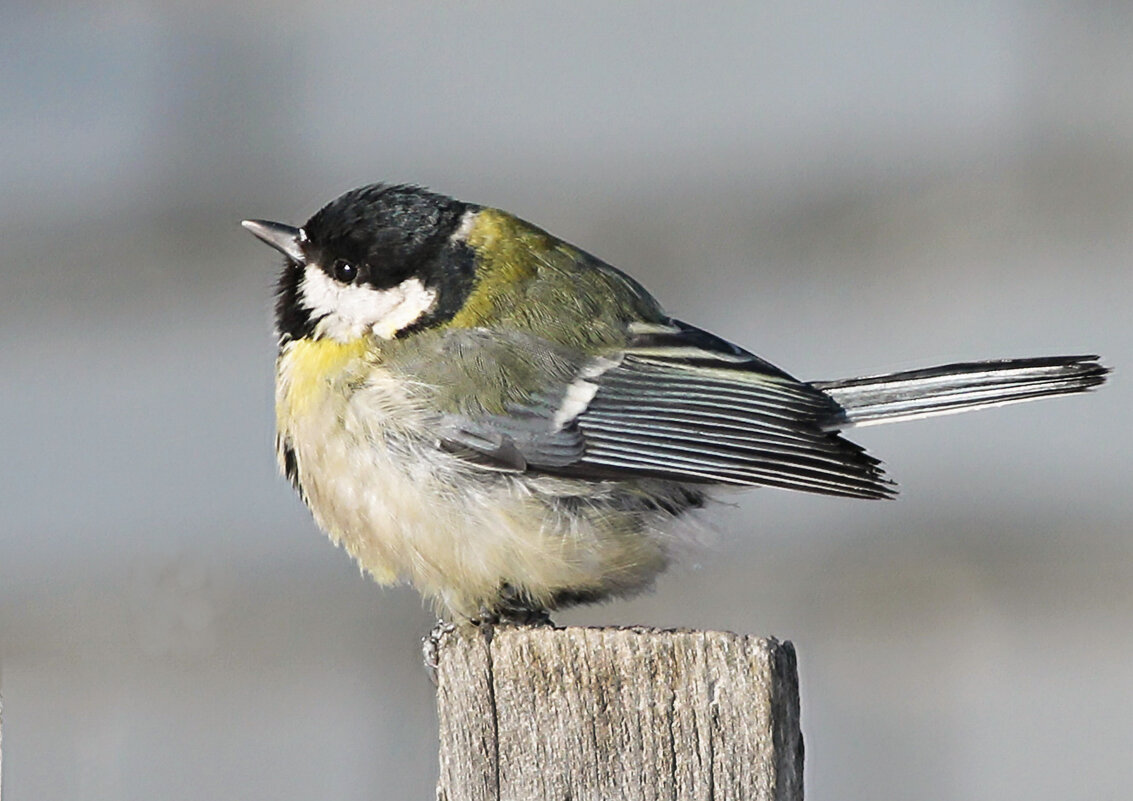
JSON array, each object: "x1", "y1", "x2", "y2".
[{"x1": 430, "y1": 321, "x2": 895, "y2": 499}]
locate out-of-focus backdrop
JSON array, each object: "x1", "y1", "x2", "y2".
[{"x1": 2, "y1": 3, "x2": 1129, "y2": 799}]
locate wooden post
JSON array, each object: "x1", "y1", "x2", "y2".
[{"x1": 435, "y1": 625, "x2": 803, "y2": 801}]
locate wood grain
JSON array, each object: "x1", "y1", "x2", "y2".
[{"x1": 435, "y1": 625, "x2": 803, "y2": 801}]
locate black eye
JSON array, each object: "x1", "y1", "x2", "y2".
[{"x1": 331, "y1": 259, "x2": 358, "y2": 284}]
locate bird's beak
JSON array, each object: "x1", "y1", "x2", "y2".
[{"x1": 242, "y1": 219, "x2": 307, "y2": 264}]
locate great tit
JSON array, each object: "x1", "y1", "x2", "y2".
[{"x1": 243, "y1": 183, "x2": 1108, "y2": 621}]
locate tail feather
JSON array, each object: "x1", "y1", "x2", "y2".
[{"x1": 813, "y1": 356, "x2": 1109, "y2": 430}]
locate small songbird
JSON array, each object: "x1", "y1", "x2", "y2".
[{"x1": 243, "y1": 183, "x2": 1108, "y2": 621}]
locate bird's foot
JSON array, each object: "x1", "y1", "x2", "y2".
[
  {"x1": 492, "y1": 583, "x2": 556, "y2": 628},
  {"x1": 498, "y1": 606, "x2": 554, "y2": 626},
  {"x1": 421, "y1": 618, "x2": 456, "y2": 686}
]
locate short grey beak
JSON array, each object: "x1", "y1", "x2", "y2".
[{"x1": 242, "y1": 219, "x2": 307, "y2": 263}]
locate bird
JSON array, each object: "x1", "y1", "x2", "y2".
[{"x1": 243, "y1": 183, "x2": 1108, "y2": 622}]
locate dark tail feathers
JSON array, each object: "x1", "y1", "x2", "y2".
[{"x1": 814, "y1": 355, "x2": 1109, "y2": 430}]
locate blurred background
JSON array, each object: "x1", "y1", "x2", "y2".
[{"x1": 1, "y1": 2, "x2": 1130, "y2": 799}]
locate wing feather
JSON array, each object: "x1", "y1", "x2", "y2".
[
  {"x1": 568, "y1": 353, "x2": 891, "y2": 498},
  {"x1": 417, "y1": 320, "x2": 893, "y2": 499}
]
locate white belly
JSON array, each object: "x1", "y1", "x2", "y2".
[{"x1": 276, "y1": 344, "x2": 678, "y2": 618}]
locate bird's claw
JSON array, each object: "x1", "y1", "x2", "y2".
[{"x1": 422, "y1": 618, "x2": 456, "y2": 685}]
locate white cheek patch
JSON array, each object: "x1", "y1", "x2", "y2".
[{"x1": 301, "y1": 266, "x2": 438, "y2": 341}]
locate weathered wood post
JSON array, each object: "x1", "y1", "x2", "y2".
[{"x1": 435, "y1": 625, "x2": 803, "y2": 801}]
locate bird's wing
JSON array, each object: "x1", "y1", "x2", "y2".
[
  {"x1": 398, "y1": 322, "x2": 894, "y2": 499},
  {"x1": 567, "y1": 320, "x2": 893, "y2": 498}
]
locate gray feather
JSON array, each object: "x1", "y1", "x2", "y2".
[
  {"x1": 402, "y1": 321, "x2": 1105, "y2": 503},
  {"x1": 412, "y1": 320, "x2": 896, "y2": 498},
  {"x1": 814, "y1": 356, "x2": 1109, "y2": 429},
  {"x1": 570, "y1": 354, "x2": 893, "y2": 498}
]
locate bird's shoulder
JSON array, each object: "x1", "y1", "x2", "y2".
[{"x1": 440, "y1": 208, "x2": 669, "y2": 349}]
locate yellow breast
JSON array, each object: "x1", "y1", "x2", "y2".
[{"x1": 276, "y1": 337, "x2": 371, "y2": 423}]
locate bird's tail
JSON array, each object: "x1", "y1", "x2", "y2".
[{"x1": 813, "y1": 355, "x2": 1109, "y2": 430}]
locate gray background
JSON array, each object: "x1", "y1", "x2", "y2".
[{"x1": 2, "y1": 3, "x2": 1130, "y2": 799}]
